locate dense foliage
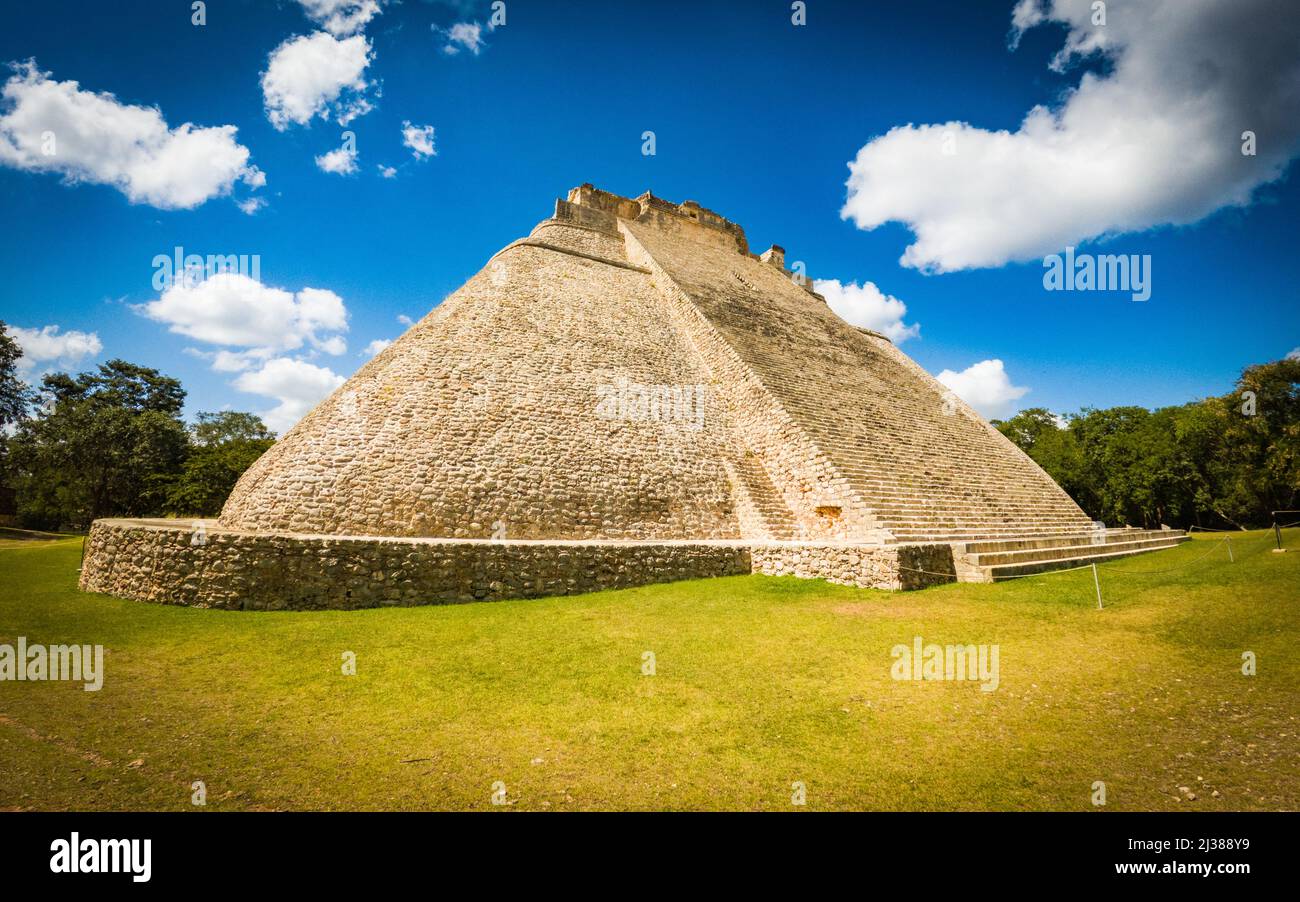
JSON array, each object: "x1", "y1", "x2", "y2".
[
  {"x1": 0, "y1": 345, "x2": 274, "y2": 530},
  {"x1": 994, "y1": 358, "x2": 1300, "y2": 529},
  {"x1": 0, "y1": 320, "x2": 34, "y2": 518},
  {"x1": 164, "y1": 412, "x2": 275, "y2": 517},
  {"x1": 0, "y1": 320, "x2": 31, "y2": 427}
]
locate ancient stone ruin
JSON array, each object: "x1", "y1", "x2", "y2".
[{"x1": 80, "y1": 185, "x2": 1187, "y2": 609}]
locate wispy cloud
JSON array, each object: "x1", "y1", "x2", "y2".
[
  {"x1": 315, "y1": 144, "x2": 359, "y2": 175},
  {"x1": 401, "y1": 121, "x2": 436, "y2": 160},
  {"x1": 294, "y1": 0, "x2": 382, "y2": 37},
  {"x1": 8, "y1": 324, "x2": 102, "y2": 375},
  {"x1": 434, "y1": 21, "x2": 485, "y2": 55}
]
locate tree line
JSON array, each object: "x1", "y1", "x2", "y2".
[
  {"x1": 2, "y1": 320, "x2": 1296, "y2": 532},
  {"x1": 0, "y1": 321, "x2": 274, "y2": 531},
  {"x1": 993, "y1": 357, "x2": 1299, "y2": 530}
]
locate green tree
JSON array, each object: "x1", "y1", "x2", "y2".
[
  {"x1": 7, "y1": 360, "x2": 189, "y2": 529},
  {"x1": 0, "y1": 321, "x2": 34, "y2": 519},
  {"x1": 1213, "y1": 358, "x2": 1300, "y2": 525},
  {"x1": 191, "y1": 410, "x2": 274, "y2": 446},
  {"x1": 995, "y1": 358, "x2": 1299, "y2": 530},
  {"x1": 993, "y1": 407, "x2": 1061, "y2": 452},
  {"x1": 995, "y1": 408, "x2": 1090, "y2": 513},
  {"x1": 0, "y1": 321, "x2": 31, "y2": 426},
  {"x1": 165, "y1": 411, "x2": 275, "y2": 516}
]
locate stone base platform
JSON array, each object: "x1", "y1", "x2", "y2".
[{"x1": 77, "y1": 519, "x2": 957, "y2": 611}]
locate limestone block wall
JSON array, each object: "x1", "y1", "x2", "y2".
[
  {"x1": 80, "y1": 520, "x2": 755, "y2": 611},
  {"x1": 79, "y1": 521, "x2": 956, "y2": 610},
  {"x1": 750, "y1": 543, "x2": 955, "y2": 591}
]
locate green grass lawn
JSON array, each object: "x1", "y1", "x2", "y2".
[{"x1": 1, "y1": 530, "x2": 1296, "y2": 811}]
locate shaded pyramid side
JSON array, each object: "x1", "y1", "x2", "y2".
[{"x1": 621, "y1": 215, "x2": 1094, "y2": 540}]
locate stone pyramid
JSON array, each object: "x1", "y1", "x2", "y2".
[
  {"x1": 82, "y1": 185, "x2": 1187, "y2": 609},
  {"x1": 219, "y1": 184, "x2": 1092, "y2": 544}
]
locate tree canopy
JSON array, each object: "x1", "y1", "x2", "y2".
[
  {"x1": 2, "y1": 356, "x2": 274, "y2": 529},
  {"x1": 0, "y1": 319, "x2": 32, "y2": 427},
  {"x1": 164, "y1": 411, "x2": 276, "y2": 517},
  {"x1": 995, "y1": 357, "x2": 1299, "y2": 529}
]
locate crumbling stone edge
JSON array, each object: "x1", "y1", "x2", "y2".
[{"x1": 78, "y1": 519, "x2": 956, "y2": 611}]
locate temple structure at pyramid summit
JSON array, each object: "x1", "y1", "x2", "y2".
[{"x1": 80, "y1": 185, "x2": 1187, "y2": 609}]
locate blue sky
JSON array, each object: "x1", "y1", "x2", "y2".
[{"x1": 1, "y1": 0, "x2": 1297, "y2": 432}]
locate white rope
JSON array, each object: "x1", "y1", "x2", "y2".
[
  {"x1": 1097, "y1": 537, "x2": 1231, "y2": 575},
  {"x1": 897, "y1": 559, "x2": 1098, "y2": 580},
  {"x1": 897, "y1": 535, "x2": 1238, "y2": 582}
]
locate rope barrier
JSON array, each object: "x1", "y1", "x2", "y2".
[
  {"x1": 897, "y1": 558, "x2": 1102, "y2": 580},
  {"x1": 1094, "y1": 537, "x2": 1231, "y2": 575},
  {"x1": 896, "y1": 532, "x2": 1270, "y2": 582}
]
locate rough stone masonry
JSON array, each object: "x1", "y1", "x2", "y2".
[{"x1": 81, "y1": 184, "x2": 1096, "y2": 609}]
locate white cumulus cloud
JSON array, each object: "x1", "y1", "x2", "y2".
[
  {"x1": 936, "y1": 359, "x2": 1030, "y2": 420},
  {"x1": 9, "y1": 324, "x2": 102, "y2": 375},
  {"x1": 232, "y1": 357, "x2": 345, "y2": 435},
  {"x1": 401, "y1": 121, "x2": 436, "y2": 160},
  {"x1": 815, "y1": 278, "x2": 920, "y2": 343},
  {"x1": 315, "y1": 144, "x2": 358, "y2": 174},
  {"x1": 261, "y1": 32, "x2": 374, "y2": 130},
  {"x1": 295, "y1": 0, "x2": 381, "y2": 37},
  {"x1": 139, "y1": 272, "x2": 348, "y2": 361},
  {"x1": 363, "y1": 338, "x2": 392, "y2": 356},
  {"x1": 0, "y1": 62, "x2": 263, "y2": 210},
  {"x1": 840, "y1": 0, "x2": 1300, "y2": 272}
]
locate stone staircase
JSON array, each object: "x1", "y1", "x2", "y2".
[
  {"x1": 857, "y1": 484, "x2": 1094, "y2": 542},
  {"x1": 724, "y1": 452, "x2": 799, "y2": 540},
  {"x1": 952, "y1": 529, "x2": 1190, "y2": 582},
  {"x1": 643, "y1": 254, "x2": 1098, "y2": 542},
  {"x1": 620, "y1": 195, "x2": 1108, "y2": 547}
]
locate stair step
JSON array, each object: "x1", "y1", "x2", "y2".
[
  {"x1": 960, "y1": 530, "x2": 1181, "y2": 554},
  {"x1": 893, "y1": 527, "x2": 1101, "y2": 541},
  {"x1": 970, "y1": 535, "x2": 1187, "y2": 566},
  {"x1": 984, "y1": 538, "x2": 1191, "y2": 580}
]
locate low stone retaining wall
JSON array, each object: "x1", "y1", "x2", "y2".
[
  {"x1": 751, "y1": 542, "x2": 955, "y2": 591},
  {"x1": 78, "y1": 519, "x2": 955, "y2": 610}
]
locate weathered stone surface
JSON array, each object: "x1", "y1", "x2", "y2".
[
  {"x1": 79, "y1": 184, "x2": 1095, "y2": 606},
  {"x1": 216, "y1": 184, "x2": 1092, "y2": 545},
  {"x1": 78, "y1": 520, "x2": 743, "y2": 609},
  {"x1": 751, "y1": 542, "x2": 954, "y2": 591},
  {"x1": 78, "y1": 520, "x2": 957, "y2": 609}
]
